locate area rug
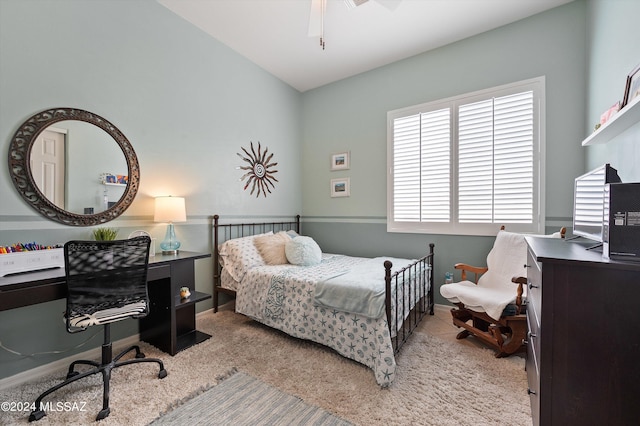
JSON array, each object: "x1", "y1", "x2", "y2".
[{"x1": 149, "y1": 369, "x2": 352, "y2": 425}]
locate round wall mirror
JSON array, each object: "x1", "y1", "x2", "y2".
[{"x1": 8, "y1": 108, "x2": 140, "y2": 226}]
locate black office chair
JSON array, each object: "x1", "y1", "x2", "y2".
[{"x1": 29, "y1": 236, "x2": 167, "y2": 422}]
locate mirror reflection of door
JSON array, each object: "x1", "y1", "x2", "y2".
[{"x1": 30, "y1": 128, "x2": 66, "y2": 209}]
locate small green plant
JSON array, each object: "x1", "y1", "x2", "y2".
[{"x1": 93, "y1": 227, "x2": 119, "y2": 241}]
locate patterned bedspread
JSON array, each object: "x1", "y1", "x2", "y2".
[{"x1": 234, "y1": 254, "x2": 425, "y2": 387}]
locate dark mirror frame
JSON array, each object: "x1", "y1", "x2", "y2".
[{"x1": 8, "y1": 108, "x2": 140, "y2": 226}]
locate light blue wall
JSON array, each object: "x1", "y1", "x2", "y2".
[
  {"x1": 301, "y1": 1, "x2": 588, "y2": 302},
  {"x1": 584, "y1": 0, "x2": 640, "y2": 180},
  {"x1": 0, "y1": 0, "x2": 301, "y2": 379}
]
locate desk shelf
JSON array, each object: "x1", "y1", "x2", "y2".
[
  {"x1": 138, "y1": 252, "x2": 212, "y2": 356},
  {"x1": 175, "y1": 290, "x2": 210, "y2": 308},
  {"x1": 177, "y1": 330, "x2": 211, "y2": 353}
]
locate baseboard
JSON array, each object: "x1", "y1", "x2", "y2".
[
  {"x1": 434, "y1": 303, "x2": 453, "y2": 313},
  {"x1": 196, "y1": 307, "x2": 214, "y2": 317},
  {"x1": 0, "y1": 334, "x2": 142, "y2": 392}
]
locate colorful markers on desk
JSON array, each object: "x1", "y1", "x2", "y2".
[{"x1": 0, "y1": 242, "x2": 62, "y2": 254}]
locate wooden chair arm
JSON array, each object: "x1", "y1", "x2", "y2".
[
  {"x1": 511, "y1": 276, "x2": 528, "y2": 314},
  {"x1": 454, "y1": 263, "x2": 488, "y2": 283}
]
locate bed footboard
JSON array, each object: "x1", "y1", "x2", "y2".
[{"x1": 385, "y1": 243, "x2": 435, "y2": 354}]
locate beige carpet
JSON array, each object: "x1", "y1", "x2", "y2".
[{"x1": 0, "y1": 304, "x2": 531, "y2": 425}]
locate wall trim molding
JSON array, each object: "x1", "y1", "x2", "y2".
[{"x1": 301, "y1": 215, "x2": 386, "y2": 224}]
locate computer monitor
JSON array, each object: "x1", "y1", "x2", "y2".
[{"x1": 572, "y1": 163, "x2": 621, "y2": 243}]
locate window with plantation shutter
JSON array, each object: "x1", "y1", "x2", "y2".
[{"x1": 387, "y1": 77, "x2": 545, "y2": 236}]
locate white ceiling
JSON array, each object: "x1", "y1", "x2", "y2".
[{"x1": 158, "y1": 0, "x2": 573, "y2": 92}]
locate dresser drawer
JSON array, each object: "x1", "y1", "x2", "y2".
[
  {"x1": 526, "y1": 307, "x2": 540, "y2": 365},
  {"x1": 525, "y1": 243, "x2": 542, "y2": 426},
  {"x1": 525, "y1": 248, "x2": 542, "y2": 324},
  {"x1": 526, "y1": 317, "x2": 540, "y2": 426}
]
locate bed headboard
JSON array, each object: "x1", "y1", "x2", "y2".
[{"x1": 212, "y1": 214, "x2": 300, "y2": 311}]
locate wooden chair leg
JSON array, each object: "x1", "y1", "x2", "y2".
[
  {"x1": 495, "y1": 319, "x2": 527, "y2": 357},
  {"x1": 489, "y1": 325, "x2": 504, "y2": 348},
  {"x1": 450, "y1": 305, "x2": 526, "y2": 357}
]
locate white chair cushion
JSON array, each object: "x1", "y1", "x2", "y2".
[
  {"x1": 440, "y1": 280, "x2": 519, "y2": 321},
  {"x1": 440, "y1": 230, "x2": 527, "y2": 321}
]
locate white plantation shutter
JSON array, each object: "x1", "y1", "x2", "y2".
[
  {"x1": 493, "y1": 92, "x2": 534, "y2": 223},
  {"x1": 392, "y1": 109, "x2": 451, "y2": 222},
  {"x1": 388, "y1": 77, "x2": 544, "y2": 236},
  {"x1": 458, "y1": 99, "x2": 494, "y2": 223},
  {"x1": 392, "y1": 114, "x2": 421, "y2": 221},
  {"x1": 420, "y1": 108, "x2": 450, "y2": 222}
]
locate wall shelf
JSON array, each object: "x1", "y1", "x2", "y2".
[{"x1": 582, "y1": 96, "x2": 640, "y2": 146}]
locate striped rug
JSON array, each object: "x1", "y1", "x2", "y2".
[{"x1": 149, "y1": 370, "x2": 352, "y2": 425}]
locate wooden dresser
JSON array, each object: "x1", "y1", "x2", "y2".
[{"x1": 524, "y1": 236, "x2": 640, "y2": 426}]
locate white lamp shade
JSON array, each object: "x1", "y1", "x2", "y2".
[{"x1": 154, "y1": 196, "x2": 186, "y2": 223}]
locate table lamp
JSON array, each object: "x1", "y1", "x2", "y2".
[{"x1": 154, "y1": 196, "x2": 186, "y2": 255}]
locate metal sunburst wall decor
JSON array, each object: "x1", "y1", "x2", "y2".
[{"x1": 237, "y1": 141, "x2": 279, "y2": 197}]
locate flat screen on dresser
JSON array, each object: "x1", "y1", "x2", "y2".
[{"x1": 572, "y1": 163, "x2": 621, "y2": 242}]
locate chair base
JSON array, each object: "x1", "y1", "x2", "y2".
[
  {"x1": 450, "y1": 304, "x2": 526, "y2": 358},
  {"x1": 29, "y1": 334, "x2": 167, "y2": 422}
]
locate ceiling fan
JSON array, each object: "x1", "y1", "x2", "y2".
[{"x1": 308, "y1": 0, "x2": 402, "y2": 49}]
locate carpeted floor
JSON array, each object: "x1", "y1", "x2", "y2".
[{"x1": 0, "y1": 304, "x2": 531, "y2": 425}]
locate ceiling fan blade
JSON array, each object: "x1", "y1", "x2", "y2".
[{"x1": 308, "y1": 0, "x2": 323, "y2": 37}]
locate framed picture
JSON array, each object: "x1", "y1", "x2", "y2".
[
  {"x1": 330, "y1": 178, "x2": 350, "y2": 197},
  {"x1": 330, "y1": 151, "x2": 350, "y2": 171},
  {"x1": 622, "y1": 63, "x2": 640, "y2": 108}
]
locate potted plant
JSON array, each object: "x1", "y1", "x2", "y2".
[{"x1": 93, "y1": 227, "x2": 118, "y2": 241}]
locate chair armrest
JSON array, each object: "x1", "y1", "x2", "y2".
[
  {"x1": 511, "y1": 276, "x2": 528, "y2": 314},
  {"x1": 454, "y1": 263, "x2": 488, "y2": 283}
]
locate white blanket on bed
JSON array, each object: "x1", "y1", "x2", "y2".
[{"x1": 314, "y1": 257, "x2": 412, "y2": 319}]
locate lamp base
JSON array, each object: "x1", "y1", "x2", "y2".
[{"x1": 160, "y1": 223, "x2": 181, "y2": 255}]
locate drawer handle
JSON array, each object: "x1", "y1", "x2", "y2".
[
  {"x1": 524, "y1": 331, "x2": 536, "y2": 345},
  {"x1": 527, "y1": 388, "x2": 537, "y2": 395}
]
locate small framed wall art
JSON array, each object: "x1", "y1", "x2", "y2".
[
  {"x1": 330, "y1": 151, "x2": 350, "y2": 171},
  {"x1": 330, "y1": 178, "x2": 350, "y2": 197}
]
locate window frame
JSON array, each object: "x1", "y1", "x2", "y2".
[{"x1": 387, "y1": 77, "x2": 546, "y2": 236}]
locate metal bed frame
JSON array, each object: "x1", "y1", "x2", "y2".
[{"x1": 212, "y1": 214, "x2": 434, "y2": 354}]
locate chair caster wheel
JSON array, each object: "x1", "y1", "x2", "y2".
[
  {"x1": 96, "y1": 407, "x2": 110, "y2": 420},
  {"x1": 29, "y1": 410, "x2": 46, "y2": 422},
  {"x1": 158, "y1": 369, "x2": 168, "y2": 379},
  {"x1": 135, "y1": 352, "x2": 146, "y2": 359}
]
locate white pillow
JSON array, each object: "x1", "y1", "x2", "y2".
[
  {"x1": 218, "y1": 232, "x2": 272, "y2": 281},
  {"x1": 285, "y1": 236, "x2": 322, "y2": 266},
  {"x1": 254, "y1": 231, "x2": 290, "y2": 265}
]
